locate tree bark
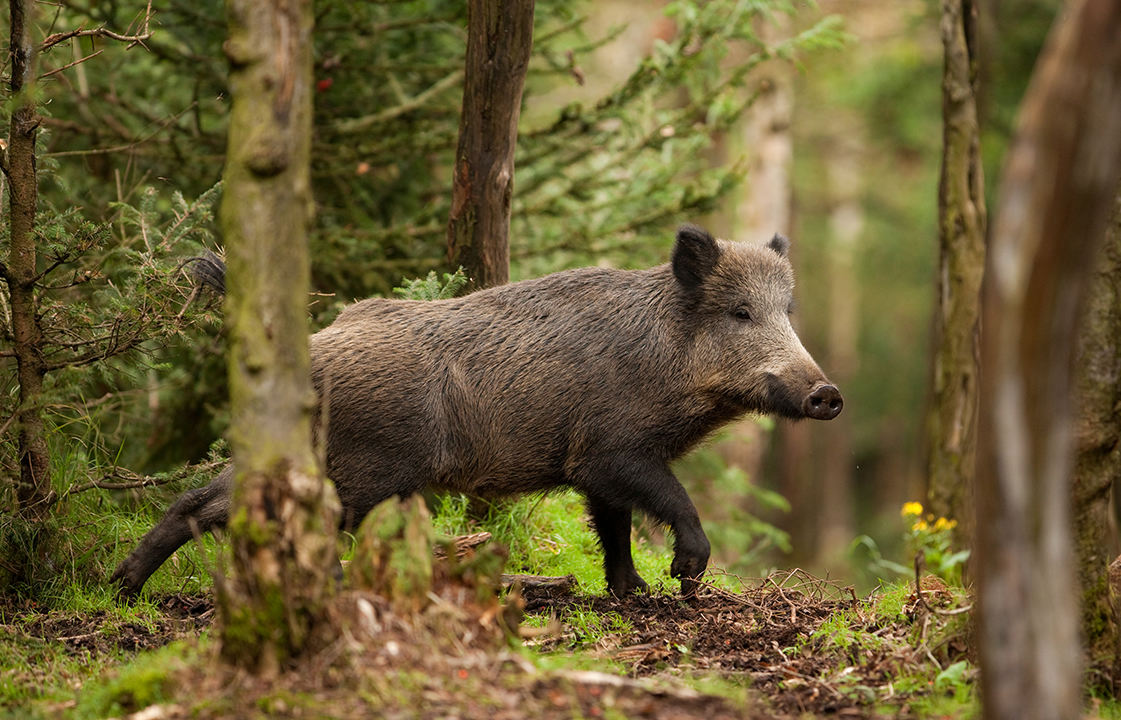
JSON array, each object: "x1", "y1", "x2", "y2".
[
  {"x1": 816, "y1": 129, "x2": 861, "y2": 564},
  {"x1": 1073, "y1": 189, "x2": 1121, "y2": 680},
  {"x1": 925, "y1": 0, "x2": 986, "y2": 538},
  {"x1": 975, "y1": 2, "x2": 1121, "y2": 718},
  {"x1": 218, "y1": 0, "x2": 340, "y2": 674},
  {"x1": 446, "y1": 0, "x2": 535, "y2": 289},
  {"x1": 705, "y1": 22, "x2": 793, "y2": 558},
  {"x1": 5, "y1": 0, "x2": 52, "y2": 529}
]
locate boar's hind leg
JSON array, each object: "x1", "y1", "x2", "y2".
[
  {"x1": 110, "y1": 466, "x2": 233, "y2": 598},
  {"x1": 586, "y1": 497, "x2": 648, "y2": 596},
  {"x1": 582, "y1": 458, "x2": 710, "y2": 598}
]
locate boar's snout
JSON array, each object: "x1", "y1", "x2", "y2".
[{"x1": 803, "y1": 383, "x2": 843, "y2": 420}]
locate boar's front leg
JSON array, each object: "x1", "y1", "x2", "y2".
[
  {"x1": 581, "y1": 457, "x2": 711, "y2": 597},
  {"x1": 110, "y1": 466, "x2": 233, "y2": 597},
  {"x1": 586, "y1": 497, "x2": 648, "y2": 596}
]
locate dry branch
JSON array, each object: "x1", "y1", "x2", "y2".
[{"x1": 40, "y1": 1, "x2": 154, "y2": 52}]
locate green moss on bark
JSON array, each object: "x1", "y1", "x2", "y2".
[
  {"x1": 216, "y1": 0, "x2": 340, "y2": 674},
  {"x1": 351, "y1": 497, "x2": 435, "y2": 615}
]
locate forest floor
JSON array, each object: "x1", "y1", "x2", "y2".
[{"x1": 5, "y1": 569, "x2": 976, "y2": 719}]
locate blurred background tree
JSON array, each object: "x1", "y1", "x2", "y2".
[{"x1": 780, "y1": 0, "x2": 1060, "y2": 580}]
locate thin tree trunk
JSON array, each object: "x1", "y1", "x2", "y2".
[
  {"x1": 816, "y1": 130, "x2": 860, "y2": 563},
  {"x1": 446, "y1": 0, "x2": 535, "y2": 289},
  {"x1": 707, "y1": 24, "x2": 793, "y2": 552},
  {"x1": 218, "y1": 0, "x2": 340, "y2": 675},
  {"x1": 1073, "y1": 189, "x2": 1121, "y2": 681},
  {"x1": 926, "y1": 0, "x2": 986, "y2": 537},
  {"x1": 776, "y1": 419, "x2": 813, "y2": 563},
  {"x1": 975, "y1": 2, "x2": 1121, "y2": 717},
  {"x1": 5, "y1": 0, "x2": 52, "y2": 531}
]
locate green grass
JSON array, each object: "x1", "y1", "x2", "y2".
[
  {"x1": 1089, "y1": 696, "x2": 1121, "y2": 719},
  {"x1": 0, "y1": 601, "x2": 207, "y2": 719},
  {"x1": 529, "y1": 646, "x2": 632, "y2": 676},
  {"x1": 430, "y1": 490, "x2": 676, "y2": 595},
  {"x1": 0, "y1": 625, "x2": 106, "y2": 716},
  {"x1": 563, "y1": 606, "x2": 635, "y2": 646},
  {"x1": 809, "y1": 582, "x2": 911, "y2": 655},
  {"x1": 0, "y1": 427, "x2": 222, "y2": 610},
  {"x1": 3, "y1": 423, "x2": 989, "y2": 719},
  {"x1": 70, "y1": 639, "x2": 202, "y2": 720}
]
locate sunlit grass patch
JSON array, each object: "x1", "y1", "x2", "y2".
[{"x1": 430, "y1": 490, "x2": 675, "y2": 595}]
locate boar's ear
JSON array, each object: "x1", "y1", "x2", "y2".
[
  {"x1": 672, "y1": 225, "x2": 720, "y2": 288},
  {"x1": 767, "y1": 233, "x2": 790, "y2": 258}
]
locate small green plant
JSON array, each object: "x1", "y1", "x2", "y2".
[
  {"x1": 809, "y1": 582, "x2": 909, "y2": 656},
  {"x1": 811, "y1": 610, "x2": 864, "y2": 652},
  {"x1": 392, "y1": 268, "x2": 469, "y2": 300},
  {"x1": 851, "y1": 502, "x2": 970, "y2": 586},
  {"x1": 901, "y1": 502, "x2": 970, "y2": 585},
  {"x1": 806, "y1": 582, "x2": 977, "y2": 718}
]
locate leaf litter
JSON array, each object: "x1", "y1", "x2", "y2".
[{"x1": 7, "y1": 568, "x2": 972, "y2": 719}]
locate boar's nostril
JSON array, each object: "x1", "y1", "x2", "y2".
[{"x1": 804, "y1": 384, "x2": 843, "y2": 420}]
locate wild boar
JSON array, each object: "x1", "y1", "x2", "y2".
[{"x1": 111, "y1": 225, "x2": 841, "y2": 598}]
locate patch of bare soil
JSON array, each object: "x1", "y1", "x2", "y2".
[{"x1": 14, "y1": 594, "x2": 212, "y2": 657}]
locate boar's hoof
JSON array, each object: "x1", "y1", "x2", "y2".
[
  {"x1": 671, "y1": 550, "x2": 709, "y2": 599},
  {"x1": 679, "y1": 575, "x2": 703, "y2": 600},
  {"x1": 804, "y1": 384, "x2": 843, "y2": 420},
  {"x1": 109, "y1": 564, "x2": 142, "y2": 600},
  {"x1": 608, "y1": 572, "x2": 649, "y2": 597}
]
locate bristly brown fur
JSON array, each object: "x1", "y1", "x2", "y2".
[{"x1": 112, "y1": 225, "x2": 841, "y2": 598}]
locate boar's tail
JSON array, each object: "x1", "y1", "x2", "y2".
[{"x1": 182, "y1": 251, "x2": 227, "y2": 296}]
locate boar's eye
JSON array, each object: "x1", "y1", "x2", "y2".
[{"x1": 731, "y1": 307, "x2": 752, "y2": 322}]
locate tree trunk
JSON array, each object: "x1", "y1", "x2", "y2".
[
  {"x1": 446, "y1": 0, "x2": 535, "y2": 289},
  {"x1": 1073, "y1": 189, "x2": 1121, "y2": 680},
  {"x1": 925, "y1": 0, "x2": 986, "y2": 538},
  {"x1": 704, "y1": 22, "x2": 793, "y2": 559},
  {"x1": 217, "y1": 0, "x2": 340, "y2": 675},
  {"x1": 975, "y1": 2, "x2": 1121, "y2": 718},
  {"x1": 816, "y1": 129, "x2": 861, "y2": 565},
  {"x1": 5, "y1": 0, "x2": 52, "y2": 529}
]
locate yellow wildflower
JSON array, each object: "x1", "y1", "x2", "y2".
[
  {"x1": 933, "y1": 517, "x2": 958, "y2": 532},
  {"x1": 912, "y1": 520, "x2": 929, "y2": 532},
  {"x1": 901, "y1": 501, "x2": 924, "y2": 518}
]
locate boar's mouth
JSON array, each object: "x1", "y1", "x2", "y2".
[
  {"x1": 761, "y1": 374, "x2": 810, "y2": 419},
  {"x1": 758, "y1": 374, "x2": 842, "y2": 420}
]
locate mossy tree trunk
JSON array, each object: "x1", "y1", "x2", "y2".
[
  {"x1": 5, "y1": 3, "x2": 49, "y2": 501},
  {"x1": 925, "y1": 0, "x2": 986, "y2": 538},
  {"x1": 217, "y1": 0, "x2": 340, "y2": 675},
  {"x1": 446, "y1": 0, "x2": 535, "y2": 289},
  {"x1": 975, "y1": 2, "x2": 1121, "y2": 718},
  {"x1": 1073, "y1": 190, "x2": 1121, "y2": 681},
  {"x1": 2, "y1": 0, "x2": 52, "y2": 587}
]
